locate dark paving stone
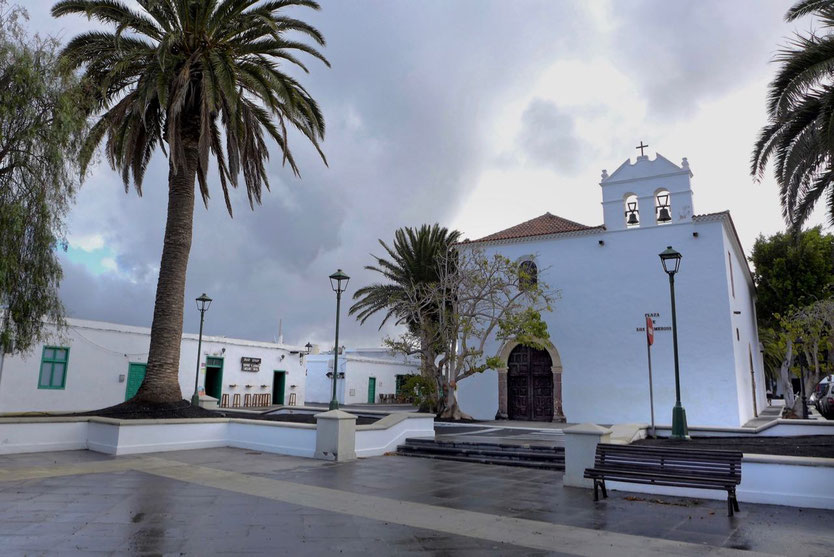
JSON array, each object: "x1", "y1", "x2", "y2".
[{"x1": 1, "y1": 448, "x2": 832, "y2": 556}]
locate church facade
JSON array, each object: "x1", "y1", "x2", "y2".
[{"x1": 456, "y1": 152, "x2": 766, "y2": 428}]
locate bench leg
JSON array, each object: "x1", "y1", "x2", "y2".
[
  {"x1": 601, "y1": 480, "x2": 608, "y2": 499},
  {"x1": 727, "y1": 489, "x2": 740, "y2": 517},
  {"x1": 593, "y1": 480, "x2": 599, "y2": 502}
]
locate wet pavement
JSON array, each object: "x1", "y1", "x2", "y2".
[{"x1": 0, "y1": 448, "x2": 831, "y2": 556}]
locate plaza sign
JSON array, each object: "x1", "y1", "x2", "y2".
[
  {"x1": 636, "y1": 313, "x2": 671, "y2": 333},
  {"x1": 241, "y1": 357, "x2": 261, "y2": 372}
]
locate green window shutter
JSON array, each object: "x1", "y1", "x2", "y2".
[{"x1": 38, "y1": 346, "x2": 69, "y2": 389}]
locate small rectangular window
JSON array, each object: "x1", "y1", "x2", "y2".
[
  {"x1": 728, "y1": 252, "x2": 735, "y2": 298},
  {"x1": 38, "y1": 346, "x2": 69, "y2": 389}
]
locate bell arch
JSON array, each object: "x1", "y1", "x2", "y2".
[
  {"x1": 654, "y1": 188, "x2": 672, "y2": 224},
  {"x1": 624, "y1": 193, "x2": 640, "y2": 227},
  {"x1": 495, "y1": 338, "x2": 565, "y2": 422}
]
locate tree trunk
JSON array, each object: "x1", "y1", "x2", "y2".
[
  {"x1": 779, "y1": 340, "x2": 796, "y2": 413},
  {"x1": 134, "y1": 132, "x2": 198, "y2": 404},
  {"x1": 436, "y1": 375, "x2": 473, "y2": 420}
]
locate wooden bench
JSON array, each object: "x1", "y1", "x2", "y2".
[{"x1": 584, "y1": 443, "x2": 743, "y2": 516}]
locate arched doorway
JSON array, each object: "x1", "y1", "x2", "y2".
[{"x1": 507, "y1": 344, "x2": 554, "y2": 421}]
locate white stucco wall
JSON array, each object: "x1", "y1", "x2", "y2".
[
  {"x1": 458, "y1": 215, "x2": 761, "y2": 427},
  {"x1": 0, "y1": 318, "x2": 308, "y2": 413},
  {"x1": 719, "y1": 223, "x2": 768, "y2": 424},
  {"x1": 306, "y1": 349, "x2": 419, "y2": 405}
]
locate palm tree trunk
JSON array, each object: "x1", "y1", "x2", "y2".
[{"x1": 134, "y1": 134, "x2": 198, "y2": 403}]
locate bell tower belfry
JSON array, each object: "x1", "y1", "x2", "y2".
[{"x1": 599, "y1": 150, "x2": 694, "y2": 232}]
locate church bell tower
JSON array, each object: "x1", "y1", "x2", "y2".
[{"x1": 599, "y1": 146, "x2": 694, "y2": 232}]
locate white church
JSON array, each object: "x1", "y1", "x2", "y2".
[{"x1": 456, "y1": 150, "x2": 766, "y2": 428}]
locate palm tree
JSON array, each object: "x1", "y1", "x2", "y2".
[
  {"x1": 752, "y1": 0, "x2": 834, "y2": 229},
  {"x1": 350, "y1": 224, "x2": 461, "y2": 329},
  {"x1": 350, "y1": 224, "x2": 460, "y2": 390},
  {"x1": 53, "y1": 0, "x2": 328, "y2": 404}
]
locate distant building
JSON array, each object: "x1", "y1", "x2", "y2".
[
  {"x1": 0, "y1": 317, "x2": 308, "y2": 413},
  {"x1": 457, "y1": 151, "x2": 766, "y2": 427},
  {"x1": 306, "y1": 348, "x2": 420, "y2": 405}
]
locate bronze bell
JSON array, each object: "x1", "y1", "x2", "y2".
[
  {"x1": 627, "y1": 211, "x2": 639, "y2": 225},
  {"x1": 657, "y1": 206, "x2": 672, "y2": 223}
]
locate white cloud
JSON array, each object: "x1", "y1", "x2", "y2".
[
  {"x1": 69, "y1": 233, "x2": 105, "y2": 252},
  {"x1": 100, "y1": 257, "x2": 118, "y2": 272}
]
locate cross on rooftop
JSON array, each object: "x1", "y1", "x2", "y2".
[{"x1": 636, "y1": 141, "x2": 649, "y2": 157}]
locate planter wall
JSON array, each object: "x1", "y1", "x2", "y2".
[{"x1": 0, "y1": 412, "x2": 433, "y2": 460}]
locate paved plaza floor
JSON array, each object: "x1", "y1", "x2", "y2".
[{"x1": 0, "y1": 448, "x2": 831, "y2": 556}]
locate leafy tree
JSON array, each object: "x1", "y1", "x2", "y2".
[
  {"x1": 750, "y1": 227, "x2": 834, "y2": 327},
  {"x1": 770, "y1": 300, "x2": 834, "y2": 415},
  {"x1": 350, "y1": 224, "x2": 461, "y2": 377},
  {"x1": 0, "y1": 1, "x2": 88, "y2": 354},
  {"x1": 399, "y1": 374, "x2": 437, "y2": 413},
  {"x1": 53, "y1": 0, "x2": 328, "y2": 403},
  {"x1": 386, "y1": 247, "x2": 555, "y2": 419},
  {"x1": 752, "y1": 0, "x2": 834, "y2": 228}
]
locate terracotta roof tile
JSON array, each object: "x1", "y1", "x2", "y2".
[{"x1": 471, "y1": 212, "x2": 600, "y2": 243}]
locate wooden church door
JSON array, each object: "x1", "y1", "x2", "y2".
[{"x1": 507, "y1": 345, "x2": 554, "y2": 421}]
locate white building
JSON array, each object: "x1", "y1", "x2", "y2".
[
  {"x1": 306, "y1": 348, "x2": 419, "y2": 405},
  {"x1": 0, "y1": 317, "x2": 309, "y2": 413},
  {"x1": 456, "y1": 152, "x2": 767, "y2": 427}
]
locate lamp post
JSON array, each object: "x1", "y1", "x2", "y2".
[
  {"x1": 329, "y1": 270, "x2": 350, "y2": 410},
  {"x1": 191, "y1": 293, "x2": 212, "y2": 407},
  {"x1": 795, "y1": 338, "x2": 809, "y2": 419},
  {"x1": 659, "y1": 246, "x2": 689, "y2": 439}
]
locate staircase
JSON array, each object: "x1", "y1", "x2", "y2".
[{"x1": 396, "y1": 437, "x2": 565, "y2": 470}]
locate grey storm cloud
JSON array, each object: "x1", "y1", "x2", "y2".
[
  {"x1": 517, "y1": 99, "x2": 586, "y2": 173},
  {"x1": 36, "y1": 0, "x2": 594, "y2": 347},
  {"x1": 24, "y1": 0, "x2": 794, "y2": 348},
  {"x1": 608, "y1": 0, "x2": 788, "y2": 117}
]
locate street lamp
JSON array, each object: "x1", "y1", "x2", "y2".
[
  {"x1": 659, "y1": 246, "x2": 689, "y2": 439},
  {"x1": 329, "y1": 270, "x2": 350, "y2": 410},
  {"x1": 191, "y1": 293, "x2": 212, "y2": 407},
  {"x1": 795, "y1": 337, "x2": 809, "y2": 419}
]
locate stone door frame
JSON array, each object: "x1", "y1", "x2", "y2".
[{"x1": 496, "y1": 338, "x2": 565, "y2": 422}]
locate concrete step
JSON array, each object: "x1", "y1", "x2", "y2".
[{"x1": 396, "y1": 438, "x2": 565, "y2": 470}]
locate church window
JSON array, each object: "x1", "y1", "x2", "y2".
[
  {"x1": 728, "y1": 252, "x2": 735, "y2": 298},
  {"x1": 519, "y1": 260, "x2": 537, "y2": 289},
  {"x1": 655, "y1": 190, "x2": 672, "y2": 224},
  {"x1": 624, "y1": 194, "x2": 639, "y2": 227}
]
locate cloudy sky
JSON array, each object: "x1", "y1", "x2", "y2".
[{"x1": 25, "y1": 0, "x2": 829, "y2": 347}]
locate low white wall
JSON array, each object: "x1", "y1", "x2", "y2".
[
  {"x1": 0, "y1": 412, "x2": 432, "y2": 460},
  {"x1": 0, "y1": 419, "x2": 88, "y2": 454},
  {"x1": 105, "y1": 420, "x2": 229, "y2": 455},
  {"x1": 228, "y1": 420, "x2": 316, "y2": 458},
  {"x1": 653, "y1": 419, "x2": 834, "y2": 438},
  {"x1": 606, "y1": 454, "x2": 834, "y2": 510},
  {"x1": 355, "y1": 413, "x2": 435, "y2": 457}
]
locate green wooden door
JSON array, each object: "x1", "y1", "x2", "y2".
[
  {"x1": 368, "y1": 377, "x2": 376, "y2": 404},
  {"x1": 125, "y1": 363, "x2": 147, "y2": 400},
  {"x1": 272, "y1": 371, "x2": 285, "y2": 405},
  {"x1": 204, "y1": 357, "x2": 224, "y2": 400}
]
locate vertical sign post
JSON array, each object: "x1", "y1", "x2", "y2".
[{"x1": 645, "y1": 314, "x2": 656, "y2": 438}]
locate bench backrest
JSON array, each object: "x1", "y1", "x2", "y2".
[{"x1": 594, "y1": 443, "x2": 742, "y2": 479}]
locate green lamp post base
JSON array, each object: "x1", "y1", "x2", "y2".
[
  {"x1": 670, "y1": 403, "x2": 689, "y2": 440},
  {"x1": 329, "y1": 399, "x2": 339, "y2": 411},
  {"x1": 191, "y1": 392, "x2": 201, "y2": 407}
]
